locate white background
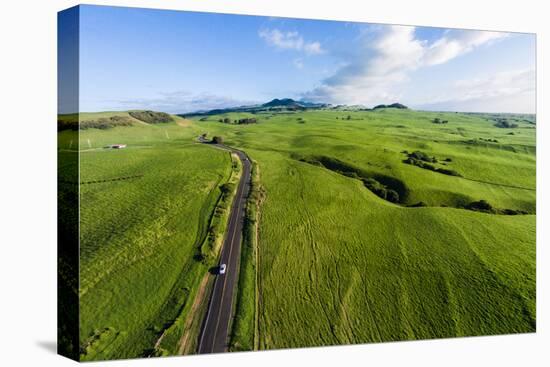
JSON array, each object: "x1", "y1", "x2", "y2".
[{"x1": 0, "y1": 0, "x2": 547, "y2": 365}]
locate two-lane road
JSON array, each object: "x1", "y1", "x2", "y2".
[{"x1": 197, "y1": 137, "x2": 252, "y2": 354}]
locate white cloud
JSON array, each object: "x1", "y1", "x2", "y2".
[
  {"x1": 303, "y1": 26, "x2": 512, "y2": 108},
  {"x1": 304, "y1": 41, "x2": 323, "y2": 55},
  {"x1": 423, "y1": 30, "x2": 508, "y2": 65},
  {"x1": 416, "y1": 69, "x2": 535, "y2": 113},
  {"x1": 259, "y1": 28, "x2": 325, "y2": 55}
]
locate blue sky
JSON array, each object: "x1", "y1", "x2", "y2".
[{"x1": 69, "y1": 5, "x2": 535, "y2": 113}]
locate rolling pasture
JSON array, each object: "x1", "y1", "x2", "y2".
[
  {"x1": 61, "y1": 107, "x2": 536, "y2": 358},
  {"x1": 59, "y1": 112, "x2": 235, "y2": 360},
  {"x1": 192, "y1": 108, "x2": 536, "y2": 349}
]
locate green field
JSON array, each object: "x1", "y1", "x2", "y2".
[
  {"x1": 59, "y1": 112, "x2": 240, "y2": 360},
  {"x1": 192, "y1": 108, "x2": 536, "y2": 349},
  {"x1": 61, "y1": 107, "x2": 536, "y2": 359}
]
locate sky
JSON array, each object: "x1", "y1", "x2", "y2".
[{"x1": 64, "y1": 5, "x2": 536, "y2": 114}]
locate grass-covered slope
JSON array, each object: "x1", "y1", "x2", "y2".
[
  {"x1": 59, "y1": 113, "x2": 235, "y2": 360},
  {"x1": 254, "y1": 153, "x2": 534, "y2": 348},
  {"x1": 192, "y1": 108, "x2": 536, "y2": 349},
  {"x1": 60, "y1": 106, "x2": 536, "y2": 358}
]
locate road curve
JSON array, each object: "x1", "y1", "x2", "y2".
[{"x1": 197, "y1": 136, "x2": 252, "y2": 354}]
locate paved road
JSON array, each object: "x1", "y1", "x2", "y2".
[{"x1": 197, "y1": 136, "x2": 252, "y2": 354}]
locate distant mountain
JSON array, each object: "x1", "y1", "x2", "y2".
[
  {"x1": 373, "y1": 103, "x2": 408, "y2": 110},
  {"x1": 181, "y1": 98, "x2": 330, "y2": 117},
  {"x1": 262, "y1": 98, "x2": 301, "y2": 108},
  {"x1": 179, "y1": 99, "x2": 410, "y2": 117},
  {"x1": 262, "y1": 98, "x2": 330, "y2": 109}
]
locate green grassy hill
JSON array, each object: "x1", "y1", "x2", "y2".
[
  {"x1": 191, "y1": 108, "x2": 536, "y2": 349},
  {"x1": 59, "y1": 112, "x2": 236, "y2": 360},
  {"x1": 61, "y1": 107, "x2": 535, "y2": 358}
]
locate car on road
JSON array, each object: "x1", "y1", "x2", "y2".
[{"x1": 219, "y1": 263, "x2": 227, "y2": 275}]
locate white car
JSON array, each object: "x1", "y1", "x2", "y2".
[{"x1": 219, "y1": 263, "x2": 227, "y2": 275}]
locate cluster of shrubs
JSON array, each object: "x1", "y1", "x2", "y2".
[
  {"x1": 81, "y1": 116, "x2": 134, "y2": 130},
  {"x1": 335, "y1": 171, "x2": 400, "y2": 203},
  {"x1": 219, "y1": 182, "x2": 235, "y2": 196},
  {"x1": 402, "y1": 150, "x2": 461, "y2": 177},
  {"x1": 432, "y1": 118, "x2": 449, "y2": 124},
  {"x1": 195, "y1": 180, "x2": 236, "y2": 264},
  {"x1": 362, "y1": 178, "x2": 400, "y2": 203},
  {"x1": 128, "y1": 110, "x2": 173, "y2": 124},
  {"x1": 494, "y1": 118, "x2": 518, "y2": 128},
  {"x1": 404, "y1": 198, "x2": 528, "y2": 215},
  {"x1": 462, "y1": 199, "x2": 529, "y2": 215},
  {"x1": 236, "y1": 118, "x2": 257, "y2": 124},
  {"x1": 464, "y1": 138, "x2": 503, "y2": 147},
  {"x1": 58, "y1": 115, "x2": 134, "y2": 131},
  {"x1": 464, "y1": 199, "x2": 494, "y2": 213},
  {"x1": 406, "y1": 150, "x2": 437, "y2": 163},
  {"x1": 501, "y1": 208, "x2": 530, "y2": 215},
  {"x1": 479, "y1": 137, "x2": 499, "y2": 143},
  {"x1": 218, "y1": 117, "x2": 257, "y2": 124},
  {"x1": 336, "y1": 115, "x2": 364, "y2": 120}
]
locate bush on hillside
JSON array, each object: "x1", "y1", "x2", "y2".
[
  {"x1": 464, "y1": 200, "x2": 494, "y2": 213},
  {"x1": 236, "y1": 118, "x2": 257, "y2": 124},
  {"x1": 59, "y1": 115, "x2": 135, "y2": 131},
  {"x1": 436, "y1": 167, "x2": 461, "y2": 176},
  {"x1": 403, "y1": 151, "x2": 461, "y2": 177},
  {"x1": 494, "y1": 118, "x2": 518, "y2": 128},
  {"x1": 220, "y1": 182, "x2": 235, "y2": 195},
  {"x1": 212, "y1": 136, "x2": 224, "y2": 144},
  {"x1": 362, "y1": 178, "x2": 400, "y2": 203},
  {"x1": 128, "y1": 110, "x2": 173, "y2": 124},
  {"x1": 502, "y1": 208, "x2": 529, "y2": 215},
  {"x1": 408, "y1": 151, "x2": 437, "y2": 163}
]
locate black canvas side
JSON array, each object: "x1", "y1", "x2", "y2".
[{"x1": 57, "y1": 5, "x2": 80, "y2": 362}]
